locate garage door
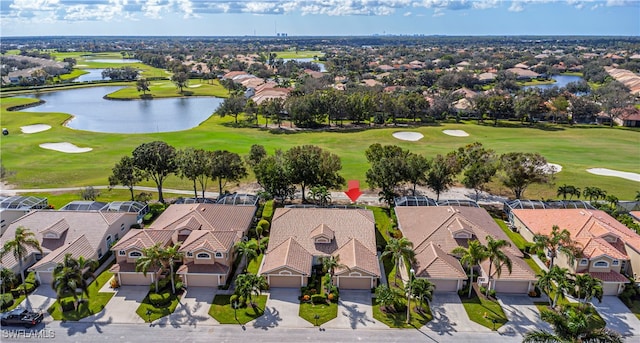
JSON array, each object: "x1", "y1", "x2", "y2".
[
  {"x1": 602, "y1": 282, "x2": 621, "y2": 296},
  {"x1": 431, "y1": 279, "x2": 459, "y2": 292},
  {"x1": 269, "y1": 275, "x2": 302, "y2": 288},
  {"x1": 185, "y1": 274, "x2": 219, "y2": 287},
  {"x1": 37, "y1": 271, "x2": 53, "y2": 285},
  {"x1": 338, "y1": 277, "x2": 372, "y2": 290},
  {"x1": 494, "y1": 281, "x2": 530, "y2": 294},
  {"x1": 120, "y1": 273, "x2": 153, "y2": 286}
]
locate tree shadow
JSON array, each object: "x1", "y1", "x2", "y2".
[
  {"x1": 425, "y1": 302, "x2": 458, "y2": 336},
  {"x1": 340, "y1": 302, "x2": 376, "y2": 329},
  {"x1": 251, "y1": 306, "x2": 281, "y2": 330},
  {"x1": 59, "y1": 307, "x2": 112, "y2": 336}
]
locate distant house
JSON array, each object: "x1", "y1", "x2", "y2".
[
  {"x1": 477, "y1": 72, "x2": 497, "y2": 84},
  {"x1": 613, "y1": 107, "x2": 640, "y2": 127},
  {"x1": 259, "y1": 208, "x2": 380, "y2": 289},
  {"x1": 0, "y1": 196, "x2": 49, "y2": 236},
  {"x1": 0, "y1": 210, "x2": 139, "y2": 285},
  {"x1": 395, "y1": 206, "x2": 536, "y2": 294},
  {"x1": 506, "y1": 68, "x2": 540, "y2": 80},
  {"x1": 511, "y1": 208, "x2": 640, "y2": 295}
]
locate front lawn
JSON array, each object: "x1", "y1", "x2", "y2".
[
  {"x1": 135, "y1": 290, "x2": 181, "y2": 322},
  {"x1": 460, "y1": 289, "x2": 508, "y2": 330},
  {"x1": 299, "y1": 301, "x2": 338, "y2": 326},
  {"x1": 48, "y1": 271, "x2": 115, "y2": 320},
  {"x1": 367, "y1": 206, "x2": 393, "y2": 247},
  {"x1": 372, "y1": 297, "x2": 433, "y2": 328},
  {"x1": 208, "y1": 294, "x2": 267, "y2": 324},
  {"x1": 247, "y1": 254, "x2": 263, "y2": 275},
  {"x1": 494, "y1": 218, "x2": 528, "y2": 251}
]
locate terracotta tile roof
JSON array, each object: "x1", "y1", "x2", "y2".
[
  {"x1": 310, "y1": 224, "x2": 335, "y2": 241},
  {"x1": 110, "y1": 262, "x2": 139, "y2": 273},
  {"x1": 110, "y1": 229, "x2": 175, "y2": 251},
  {"x1": 479, "y1": 251, "x2": 536, "y2": 281},
  {"x1": 179, "y1": 230, "x2": 239, "y2": 253},
  {"x1": 586, "y1": 271, "x2": 629, "y2": 283},
  {"x1": 40, "y1": 218, "x2": 69, "y2": 237},
  {"x1": 148, "y1": 204, "x2": 255, "y2": 234},
  {"x1": 31, "y1": 235, "x2": 94, "y2": 270},
  {"x1": 260, "y1": 237, "x2": 313, "y2": 275},
  {"x1": 512, "y1": 209, "x2": 640, "y2": 257},
  {"x1": 575, "y1": 237, "x2": 627, "y2": 260},
  {"x1": 414, "y1": 242, "x2": 466, "y2": 279},
  {"x1": 177, "y1": 262, "x2": 229, "y2": 275},
  {"x1": 333, "y1": 238, "x2": 380, "y2": 277}
]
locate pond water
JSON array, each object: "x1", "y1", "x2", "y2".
[
  {"x1": 73, "y1": 69, "x2": 108, "y2": 82},
  {"x1": 283, "y1": 58, "x2": 326, "y2": 72},
  {"x1": 19, "y1": 86, "x2": 223, "y2": 134},
  {"x1": 86, "y1": 58, "x2": 142, "y2": 64},
  {"x1": 523, "y1": 75, "x2": 583, "y2": 90}
]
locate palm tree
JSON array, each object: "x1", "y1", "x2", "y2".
[
  {"x1": 74, "y1": 255, "x2": 98, "y2": 302},
  {"x1": 533, "y1": 225, "x2": 581, "y2": 268},
  {"x1": 135, "y1": 244, "x2": 164, "y2": 293},
  {"x1": 309, "y1": 186, "x2": 332, "y2": 206},
  {"x1": 0, "y1": 268, "x2": 17, "y2": 295},
  {"x1": 452, "y1": 240, "x2": 488, "y2": 298},
  {"x1": 381, "y1": 237, "x2": 416, "y2": 287},
  {"x1": 484, "y1": 236, "x2": 512, "y2": 297},
  {"x1": 52, "y1": 263, "x2": 82, "y2": 310},
  {"x1": 550, "y1": 266, "x2": 572, "y2": 309},
  {"x1": 255, "y1": 237, "x2": 269, "y2": 255},
  {"x1": 523, "y1": 307, "x2": 623, "y2": 343},
  {"x1": 321, "y1": 255, "x2": 348, "y2": 292},
  {"x1": 0, "y1": 226, "x2": 42, "y2": 308},
  {"x1": 574, "y1": 274, "x2": 603, "y2": 304},
  {"x1": 406, "y1": 278, "x2": 435, "y2": 313},
  {"x1": 234, "y1": 239, "x2": 259, "y2": 273},
  {"x1": 375, "y1": 284, "x2": 399, "y2": 313},
  {"x1": 234, "y1": 273, "x2": 267, "y2": 307},
  {"x1": 582, "y1": 186, "x2": 607, "y2": 203},
  {"x1": 536, "y1": 268, "x2": 557, "y2": 307},
  {"x1": 160, "y1": 244, "x2": 184, "y2": 294}
]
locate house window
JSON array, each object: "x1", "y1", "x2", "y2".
[
  {"x1": 97, "y1": 249, "x2": 103, "y2": 258},
  {"x1": 115, "y1": 233, "x2": 119, "y2": 240},
  {"x1": 593, "y1": 260, "x2": 609, "y2": 268},
  {"x1": 215, "y1": 252, "x2": 223, "y2": 258},
  {"x1": 187, "y1": 252, "x2": 193, "y2": 257},
  {"x1": 129, "y1": 251, "x2": 142, "y2": 258},
  {"x1": 120, "y1": 223, "x2": 125, "y2": 231},
  {"x1": 579, "y1": 259, "x2": 588, "y2": 266},
  {"x1": 196, "y1": 252, "x2": 211, "y2": 259},
  {"x1": 118, "y1": 250, "x2": 125, "y2": 256},
  {"x1": 612, "y1": 260, "x2": 619, "y2": 266}
]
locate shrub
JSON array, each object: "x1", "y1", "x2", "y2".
[
  {"x1": 149, "y1": 291, "x2": 172, "y2": 307},
  {"x1": 60, "y1": 298, "x2": 75, "y2": 312},
  {"x1": 262, "y1": 200, "x2": 274, "y2": 221},
  {"x1": 0, "y1": 293, "x2": 14, "y2": 310},
  {"x1": 327, "y1": 293, "x2": 338, "y2": 302},
  {"x1": 110, "y1": 277, "x2": 120, "y2": 289},
  {"x1": 302, "y1": 294, "x2": 310, "y2": 302},
  {"x1": 257, "y1": 219, "x2": 270, "y2": 234},
  {"x1": 175, "y1": 281, "x2": 184, "y2": 291},
  {"x1": 311, "y1": 294, "x2": 326, "y2": 304}
]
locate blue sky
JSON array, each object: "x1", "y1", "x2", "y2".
[{"x1": 1, "y1": 1, "x2": 639, "y2": 37}]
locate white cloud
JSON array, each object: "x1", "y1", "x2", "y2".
[
  {"x1": 508, "y1": 2, "x2": 524, "y2": 12},
  {"x1": 404, "y1": 11, "x2": 412, "y2": 16}
]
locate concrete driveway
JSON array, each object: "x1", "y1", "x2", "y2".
[
  {"x1": 80, "y1": 285, "x2": 148, "y2": 324},
  {"x1": 497, "y1": 295, "x2": 551, "y2": 337},
  {"x1": 324, "y1": 290, "x2": 385, "y2": 329},
  {"x1": 252, "y1": 288, "x2": 312, "y2": 329},
  {"x1": 156, "y1": 286, "x2": 218, "y2": 327},
  {"x1": 425, "y1": 292, "x2": 491, "y2": 335},
  {"x1": 17, "y1": 286, "x2": 57, "y2": 324},
  {"x1": 592, "y1": 296, "x2": 640, "y2": 338}
]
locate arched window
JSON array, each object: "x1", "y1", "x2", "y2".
[
  {"x1": 215, "y1": 252, "x2": 223, "y2": 258},
  {"x1": 593, "y1": 260, "x2": 609, "y2": 268},
  {"x1": 196, "y1": 252, "x2": 211, "y2": 259},
  {"x1": 129, "y1": 251, "x2": 142, "y2": 258}
]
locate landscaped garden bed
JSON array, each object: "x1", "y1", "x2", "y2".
[
  {"x1": 208, "y1": 294, "x2": 267, "y2": 324},
  {"x1": 459, "y1": 287, "x2": 508, "y2": 331},
  {"x1": 48, "y1": 271, "x2": 115, "y2": 321}
]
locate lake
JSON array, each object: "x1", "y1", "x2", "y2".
[
  {"x1": 283, "y1": 58, "x2": 326, "y2": 72},
  {"x1": 86, "y1": 58, "x2": 142, "y2": 63},
  {"x1": 523, "y1": 75, "x2": 583, "y2": 90},
  {"x1": 19, "y1": 86, "x2": 223, "y2": 134},
  {"x1": 74, "y1": 69, "x2": 108, "y2": 82}
]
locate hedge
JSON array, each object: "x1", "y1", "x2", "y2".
[
  {"x1": 0, "y1": 293, "x2": 14, "y2": 310},
  {"x1": 261, "y1": 200, "x2": 274, "y2": 221},
  {"x1": 149, "y1": 291, "x2": 172, "y2": 307},
  {"x1": 311, "y1": 294, "x2": 326, "y2": 304}
]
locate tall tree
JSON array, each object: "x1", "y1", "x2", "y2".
[
  {"x1": 557, "y1": 184, "x2": 581, "y2": 200},
  {"x1": 499, "y1": 152, "x2": 550, "y2": 199},
  {"x1": 52, "y1": 256, "x2": 82, "y2": 310},
  {"x1": 132, "y1": 141, "x2": 177, "y2": 204},
  {"x1": 135, "y1": 244, "x2": 163, "y2": 293},
  {"x1": 457, "y1": 142, "x2": 498, "y2": 202},
  {"x1": 582, "y1": 186, "x2": 607, "y2": 203},
  {"x1": 0, "y1": 268, "x2": 17, "y2": 295},
  {"x1": 245, "y1": 144, "x2": 267, "y2": 169},
  {"x1": 0, "y1": 227, "x2": 42, "y2": 309},
  {"x1": 234, "y1": 240, "x2": 258, "y2": 273},
  {"x1": 550, "y1": 266, "x2": 572, "y2": 308},
  {"x1": 593, "y1": 80, "x2": 633, "y2": 127},
  {"x1": 452, "y1": 240, "x2": 488, "y2": 298},
  {"x1": 381, "y1": 237, "x2": 416, "y2": 287},
  {"x1": 425, "y1": 154, "x2": 459, "y2": 202},
  {"x1": 109, "y1": 155, "x2": 144, "y2": 201},
  {"x1": 536, "y1": 268, "x2": 557, "y2": 307},
  {"x1": 523, "y1": 308, "x2": 623, "y2": 343},
  {"x1": 209, "y1": 150, "x2": 247, "y2": 196},
  {"x1": 215, "y1": 94, "x2": 247, "y2": 124},
  {"x1": 533, "y1": 225, "x2": 581, "y2": 268},
  {"x1": 406, "y1": 277, "x2": 435, "y2": 313},
  {"x1": 321, "y1": 255, "x2": 348, "y2": 293},
  {"x1": 405, "y1": 153, "x2": 429, "y2": 196},
  {"x1": 483, "y1": 236, "x2": 512, "y2": 297},
  {"x1": 159, "y1": 244, "x2": 184, "y2": 294},
  {"x1": 365, "y1": 144, "x2": 410, "y2": 206},
  {"x1": 573, "y1": 273, "x2": 603, "y2": 304},
  {"x1": 177, "y1": 148, "x2": 212, "y2": 198},
  {"x1": 171, "y1": 72, "x2": 189, "y2": 93},
  {"x1": 136, "y1": 78, "x2": 150, "y2": 95},
  {"x1": 284, "y1": 145, "x2": 344, "y2": 203},
  {"x1": 253, "y1": 151, "x2": 295, "y2": 201},
  {"x1": 234, "y1": 273, "x2": 267, "y2": 307}
]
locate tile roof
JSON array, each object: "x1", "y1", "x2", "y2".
[
  {"x1": 586, "y1": 271, "x2": 629, "y2": 283},
  {"x1": 176, "y1": 262, "x2": 229, "y2": 275},
  {"x1": 40, "y1": 218, "x2": 69, "y2": 237},
  {"x1": 148, "y1": 204, "x2": 255, "y2": 234},
  {"x1": 414, "y1": 242, "x2": 466, "y2": 279},
  {"x1": 110, "y1": 229, "x2": 175, "y2": 251},
  {"x1": 333, "y1": 238, "x2": 380, "y2": 277},
  {"x1": 310, "y1": 224, "x2": 335, "y2": 240},
  {"x1": 31, "y1": 235, "x2": 94, "y2": 270},
  {"x1": 179, "y1": 230, "x2": 239, "y2": 253},
  {"x1": 575, "y1": 237, "x2": 627, "y2": 260},
  {"x1": 260, "y1": 237, "x2": 313, "y2": 275},
  {"x1": 479, "y1": 250, "x2": 537, "y2": 281}
]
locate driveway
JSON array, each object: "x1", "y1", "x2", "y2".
[
  {"x1": 17, "y1": 286, "x2": 57, "y2": 324},
  {"x1": 425, "y1": 292, "x2": 491, "y2": 335},
  {"x1": 324, "y1": 290, "x2": 385, "y2": 329},
  {"x1": 156, "y1": 286, "x2": 218, "y2": 327},
  {"x1": 80, "y1": 285, "x2": 148, "y2": 324},
  {"x1": 592, "y1": 296, "x2": 640, "y2": 338},
  {"x1": 497, "y1": 295, "x2": 552, "y2": 337},
  {"x1": 251, "y1": 288, "x2": 312, "y2": 329}
]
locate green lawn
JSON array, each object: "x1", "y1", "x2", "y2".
[
  {"x1": 59, "y1": 69, "x2": 89, "y2": 81},
  {"x1": 460, "y1": 290, "x2": 508, "y2": 331},
  {"x1": 1, "y1": 93, "x2": 639, "y2": 201},
  {"x1": 524, "y1": 257, "x2": 543, "y2": 276},
  {"x1": 208, "y1": 294, "x2": 267, "y2": 324},
  {"x1": 247, "y1": 254, "x2": 264, "y2": 275},
  {"x1": 299, "y1": 301, "x2": 338, "y2": 326},
  {"x1": 494, "y1": 218, "x2": 528, "y2": 251},
  {"x1": 273, "y1": 50, "x2": 323, "y2": 59},
  {"x1": 372, "y1": 297, "x2": 433, "y2": 328},
  {"x1": 1, "y1": 294, "x2": 26, "y2": 313},
  {"x1": 105, "y1": 79, "x2": 228, "y2": 99},
  {"x1": 135, "y1": 291, "x2": 181, "y2": 322},
  {"x1": 48, "y1": 271, "x2": 115, "y2": 320},
  {"x1": 367, "y1": 206, "x2": 393, "y2": 247},
  {"x1": 625, "y1": 299, "x2": 640, "y2": 320}
]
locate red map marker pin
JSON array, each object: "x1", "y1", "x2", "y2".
[{"x1": 345, "y1": 180, "x2": 362, "y2": 202}]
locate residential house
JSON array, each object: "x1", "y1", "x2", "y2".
[
  {"x1": 110, "y1": 229, "x2": 177, "y2": 285},
  {"x1": 259, "y1": 208, "x2": 380, "y2": 289},
  {"x1": 0, "y1": 196, "x2": 49, "y2": 236},
  {"x1": 510, "y1": 208, "x2": 640, "y2": 295},
  {"x1": 0, "y1": 210, "x2": 138, "y2": 285},
  {"x1": 395, "y1": 206, "x2": 536, "y2": 294}
]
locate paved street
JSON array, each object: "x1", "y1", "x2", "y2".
[{"x1": 324, "y1": 290, "x2": 385, "y2": 329}]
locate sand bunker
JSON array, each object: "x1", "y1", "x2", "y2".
[
  {"x1": 587, "y1": 168, "x2": 640, "y2": 182},
  {"x1": 442, "y1": 130, "x2": 469, "y2": 137},
  {"x1": 39, "y1": 142, "x2": 92, "y2": 153},
  {"x1": 189, "y1": 84, "x2": 202, "y2": 88},
  {"x1": 21, "y1": 124, "x2": 51, "y2": 134},
  {"x1": 392, "y1": 132, "x2": 424, "y2": 141},
  {"x1": 543, "y1": 163, "x2": 563, "y2": 174}
]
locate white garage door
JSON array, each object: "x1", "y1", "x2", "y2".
[
  {"x1": 494, "y1": 281, "x2": 530, "y2": 294},
  {"x1": 602, "y1": 282, "x2": 621, "y2": 296},
  {"x1": 37, "y1": 271, "x2": 53, "y2": 285},
  {"x1": 120, "y1": 273, "x2": 153, "y2": 286},
  {"x1": 338, "y1": 277, "x2": 372, "y2": 290},
  {"x1": 269, "y1": 275, "x2": 302, "y2": 288},
  {"x1": 431, "y1": 279, "x2": 459, "y2": 292},
  {"x1": 186, "y1": 274, "x2": 219, "y2": 287}
]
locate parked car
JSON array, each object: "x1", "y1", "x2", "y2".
[{"x1": 0, "y1": 308, "x2": 44, "y2": 327}]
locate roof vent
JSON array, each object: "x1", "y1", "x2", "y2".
[{"x1": 201, "y1": 208, "x2": 206, "y2": 212}]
